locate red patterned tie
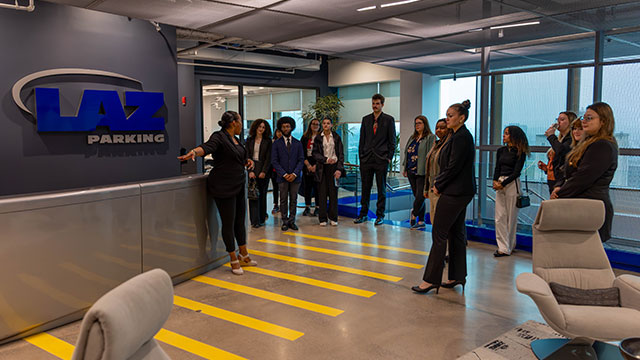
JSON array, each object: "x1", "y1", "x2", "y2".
[{"x1": 373, "y1": 119, "x2": 378, "y2": 135}]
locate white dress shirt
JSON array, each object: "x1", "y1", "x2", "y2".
[{"x1": 322, "y1": 132, "x2": 337, "y2": 163}]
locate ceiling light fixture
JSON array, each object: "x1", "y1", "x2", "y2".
[
  {"x1": 357, "y1": 5, "x2": 376, "y2": 11},
  {"x1": 380, "y1": 0, "x2": 419, "y2": 8},
  {"x1": 468, "y1": 28, "x2": 483, "y2": 33},
  {"x1": 490, "y1": 21, "x2": 540, "y2": 30},
  {"x1": 463, "y1": 48, "x2": 477, "y2": 54}
]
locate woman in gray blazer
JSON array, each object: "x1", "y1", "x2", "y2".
[{"x1": 402, "y1": 115, "x2": 436, "y2": 229}]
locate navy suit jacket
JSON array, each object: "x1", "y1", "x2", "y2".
[{"x1": 271, "y1": 136, "x2": 304, "y2": 183}]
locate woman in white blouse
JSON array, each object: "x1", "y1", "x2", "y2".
[{"x1": 312, "y1": 118, "x2": 345, "y2": 226}]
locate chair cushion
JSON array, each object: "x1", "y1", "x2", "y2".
[
  {"x1": 550, "y1": 282, "x2": 620, "y2": 306},
  {"x1": 560, "y1": 304, "x2": 640, "y2": 341},
  {"x1": 534, "y1": 199, "x2": 604, "y2": 232}
]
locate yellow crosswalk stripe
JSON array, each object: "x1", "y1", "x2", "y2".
[
  {"x1": 173, "y1": 295, "x2": 303, "y2": 341},
  {"x1": 223, "y1": 264, "x2": 375, "y2": 298},
  {"x1": 248, "y1": 250, "x2": 402, "y2": 282},
  {"x1": 155, "y1": 328, "x2": 246, "y2": 360},
  {"x1": 283, "y1": 231, "x2": 429, "y2": 255},
  {"x1": 192, "y1": 276, "x2": 343, "y2": 317},
  {"x1": 24, "y1": 333, "x2": 74, "y2": 360},
  {"x1": 258, "y1": 239, "x2": 423, "y2": 269}
]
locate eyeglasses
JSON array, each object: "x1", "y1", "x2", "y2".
[{"x1": 579, "y1": 115, "x2": 597, "y2": 122}]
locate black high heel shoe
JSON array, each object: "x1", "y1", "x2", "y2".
[
  {"x1": 411, "y1": 284, "x2": 440, "y2": 294},
  {"x1": 441, "y1": 280, "x2": 466, "y2": 291}
]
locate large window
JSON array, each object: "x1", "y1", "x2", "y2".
[{"x1": 439, "y1": 76, "x2": 477, "y2": 138}]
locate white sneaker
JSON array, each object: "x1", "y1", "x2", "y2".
[
  {"x1": 319, "y1": 222, "x2": 327, "y2": 226},
  {"x1": 330, "y1": 220, "x2": 338, "y2": 226}
]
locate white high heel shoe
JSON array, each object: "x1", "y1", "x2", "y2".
[
  {"x1": 238, "y1": 253, "x2": 258, "y2": 266},
  {"x1": 230, "y1": 260, "x2": 244, "y2": 275}
]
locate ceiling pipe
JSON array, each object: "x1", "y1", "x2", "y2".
[{"x1": 0, "y1": 0, "x2": 34, "y2": 12}]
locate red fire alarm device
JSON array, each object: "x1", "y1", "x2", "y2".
[{"x1": 181, "y1": 96, "x2": 187, "y2": 106}]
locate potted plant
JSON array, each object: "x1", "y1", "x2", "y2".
[{"x1": 302, "y1": 93, "x2": 344, "y2": 131}]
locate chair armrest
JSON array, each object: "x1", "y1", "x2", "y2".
[
  {"x1": 516, "y1": 273, "x2": 566, "y2": 330},
  {"x1": 614, "y1": 274, "x2": 640, "y2": 311}
]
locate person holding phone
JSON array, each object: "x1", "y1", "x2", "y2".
[{"x1": 539, "y1": 111, "x2": 576, "y2": 194}]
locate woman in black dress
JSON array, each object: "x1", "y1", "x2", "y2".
[
  {"x1": 246, "y1": 119, "x2": 272, "y2": 228},
  {"x1": 301, "y1": 119, "x2": 320, "y2": 217},
  {"x1": 551, "y1": 102, "x2": 618, "y2": 242},
  {"x1": 412, "y1": 100, "x2": 476, "y2": 294},
  {"x1": 178, "y1": 111, "x2": 257, "y2": 275}
]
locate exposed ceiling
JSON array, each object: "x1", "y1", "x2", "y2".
[{"x1": 43, "y1": 0, "x2": 640, "y2": 75}]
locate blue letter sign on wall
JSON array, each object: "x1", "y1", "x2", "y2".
[{"x1": 34, "y1": 88, "x2": 165, "y2": 132}]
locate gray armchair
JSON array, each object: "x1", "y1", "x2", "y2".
[
  {"x1": 72, "y1": 269, "x2": 174, "y2": 360},
  {"x1": 516, "y1": 199, "x2": 640, "y2": 359}
]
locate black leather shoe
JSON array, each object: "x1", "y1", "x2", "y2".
[
  {"x1": 288, "y1": 223, "x2": 299, "y2": 231},
  {"x1": 252, "y1": 223, "x2": 260, "y2": 228},
  {"x1": 302, "y1": 207, "x2": 310, "y2": 216},
  {"x1": 374, "y1": 217, "x2": 384, "y2": 226},
  {"x1": 353, "y1": 216, "x2": 368, "y2": 224},
  {"x1": 441, "y1": 280, "x2": 466, "y2": 292},
  {"x1": 411, "y1": 284, "x2": 440, "y2": 294},
  {"x1": 494, "y1": 250, "x2": 510, "y2": 257},
  {"x1": 281, "y1": 224, "x2": 288, "y2": 231}
]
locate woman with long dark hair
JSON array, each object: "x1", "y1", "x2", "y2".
[
  {"x1": 402, "y1": 115, "x2": 436, "y2": 229},
  {"x1": 493, "y1": 126, "x2": 529, "y2": 257},
  {"x1": 312, "y1": 118, "x2": 345, "y2": 226},
  {"x1": 301, "y1": 119, "x2": 320, "y2": 217},
  {"x1": 551, "y1": 102, "x2": 618, "y2": 242},
  {"x1": 424, "y1": 119, "x2": 452, "y2": 225},
  {"x1": 413, "y1": 100, "x2": 476, "y2": 294},
  {"x1": 246, "y1": 119, "x2": 272, "y2": 228},
  {"x1": 178, "y1": 111, "x2": 257, "y2": 275}
]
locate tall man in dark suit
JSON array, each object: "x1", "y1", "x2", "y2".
[
  {"x1": 354, "y1": 94, "x2": 396, "y2": 226},
  {"x1": 271, "y1": 116, "x2": 305, "y2": 231}
]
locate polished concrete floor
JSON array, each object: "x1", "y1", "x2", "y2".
[{"x1": 1, "y1": 209, "x2": 631, "y2": 359}]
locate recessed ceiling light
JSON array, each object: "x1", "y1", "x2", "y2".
[
  {"x1": 490, "y1": 21, "x2": 540, "y2": 30},
  {"x1": 357, "y1": 5, "x2": 376, "y2": 11},
  {"x1": 380, "y1": 0, "x2": 419, "y2": 8},
  {"x1": 468, "y1": 28, "x2": 483, "y2": 33},
  {"x1": 463, "y1": 48, "x2": 477, "y2": 54}
]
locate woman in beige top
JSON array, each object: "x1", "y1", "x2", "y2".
[{"x1": 424, "y1": 119, "x2": 452, "y2": 223}]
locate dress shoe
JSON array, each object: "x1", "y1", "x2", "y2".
[
  {"x1": 312, "y1": 207, "x2": 319, "y2": 216},
  {"x1": 252, "y1": 223, "x2": 260, "y2": 228},
  {"x1": 411, "y1": 222, "x2": 425, "y2": 229},
  {"x1": 302, "y1": 207, "x2": 310, "y2": 216},
  {"x1": 238, "y1": 253, "x2": 257, "y2": 266},
  {"x1": 281, "y1": 224, "x2": 289, "y2": 231},
  {"x1": 441, "y1": 280, "x2": 466, "y2": 291},
  {"x1": 288, "y1": 222, "x2": 299, "y2": 231},
  {"x1": 411, "y1": 284, "x2": 439, "y2": 294},
  {"x1": 230, "y1": 260, "x2": 244, "y2": 275},
  {"x1": 374, "y1": 217, "x2": 384, "y2": 226},
  {"x1": 353, "y1": 216, "x2": 368, "y2": 224},
  {"x1": 494, "y1": 250, "x2": 510, "y2": 257}
]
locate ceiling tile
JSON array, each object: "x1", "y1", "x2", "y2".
[
  {"x1": 498, "y1": 0, "x2": 639, "y2": 16},
  {"x1": 270, "y1": 0, "x2": 453, "y2": 25},
  {"x1": 90, "y1": 0, "x2": 252, "y2": 29},
  {"x1": 551, "y1": 2, "x2": 640, "y2": 31},
  {"x1": 201, "y1": 10, "x2": 343, "y2": 43},
  {"x1": 280, "y1": 27, "x2": 417, "y2": 54}
]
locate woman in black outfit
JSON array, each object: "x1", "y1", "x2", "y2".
[
  {"x1": 540, "y1": 111, "x2": 576, "y2": 193},
  {"x1": 412, "y1": 100, "x2": 476, "y2": 294},
  {"x1": 178, "y1": 111, "x2": 257, "y2": 275},
  {"x1": 246, "y1": 119, "x2": 272, "y2": 228},
  {"x1": 551, "y1": 102, "x2": 618, "y2": 242},
  {"x1": 493, "y1": 126, "x2": 529, "y2": 257},
  {"x1": 301, "y1": 119, "x2": 320, "y2": 216},
  {"x1": 312, "y1": 118, "x2": 345, "y2": 226}
]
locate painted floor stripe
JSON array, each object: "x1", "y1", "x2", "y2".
[
  {"x1": 155, "y1": 328, "x2": 246, "y2": 360},
  {"x1": 192, "y1": 276, "x2": 343, "y2": 317},
  {"x1": 24, "y1": 333, "x2": 73, "y2": 360},
  {"x1": 248, "y1": 250, "x2": 402, "y2": 282},
  {"x1": 173, "y1": 295, "x2": 303, "y2": 341},
  {"x1": 283, "y1": 231, "x2": 429, "y2": 255},
  {"x1": 223, "y1": 264, "x2": 375, "y2": 298},
  {"x1": 258, "y1": 239, "x2": 423, "y2": 269}
]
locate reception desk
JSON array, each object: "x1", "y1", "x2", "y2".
[{"x1": 0, "y1": 175, "x2": 227, "y2": 343}]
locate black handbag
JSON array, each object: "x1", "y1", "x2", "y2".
[
  {"x1": 516, "y1": 175, "x2": 530, "y2": 208},
  {"x1": 248, "y1": 178, "x2": 260, "y2": 201}
]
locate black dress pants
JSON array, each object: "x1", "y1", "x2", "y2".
[
  {"x1": 214, "y1": 189, "x2": 247, "y2": 253},
  {"x1": 303, "y1": 173, "x2": 318, "y2": 208},
  {"x1": 249, "y1": 177, "x2": 269, "y2": 225},
  {"x1": 407, "y1": 173, "x2": 426, "y2": 221},
  {"x1": 359, "y1": 160, "x2": 388, "y2": 218},
  {"x1": 422, "y1": 193, "x2": 473, "y2": 285},
  {"x1": 318, "y1": 163, "x2": 338, "y2": 222},
  {"x1": 271, "y1": 171, "x2": 279, "y2": 206}
]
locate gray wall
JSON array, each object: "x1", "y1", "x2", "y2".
[{"x1": 0, "y1": 1, "x2": 180, "y2": 196}]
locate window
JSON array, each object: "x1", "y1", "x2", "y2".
[{"x1": 439, "y1": 77, "x2": 477, "y2": 139}]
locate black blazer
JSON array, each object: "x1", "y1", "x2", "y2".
[
  {"x1": 200, "y1": 130, "x2": 247, "y2": 198},
  {"x1": 300, "y1": 133, "x2": 318, "y2": 175},
  {"x1": 557, "y1": 139, "x2": 618, "y2": 241},
  {"x1": 547, "y1": 133, "x2": 572, "y2": 184},
  {"x1": 246, "y1": 136, "x2": 272, "y2": 176},
  {"x1": 358, "y1": 112, "x2": 396, "y2": 164},
  {"x1": 312, "y1": 131, "x2": 345, "y2": 183},
  {"x1": 434, "y1": 124, "x2": 476, "y2": 196}
]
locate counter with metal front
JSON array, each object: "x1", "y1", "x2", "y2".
[{"x1": 0, "y1": 174, "x2": 227, "y2": 343}]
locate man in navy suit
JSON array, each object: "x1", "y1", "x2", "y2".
[{"x1": 271, "y1": 116, "x2": 304, "y2": 231}]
